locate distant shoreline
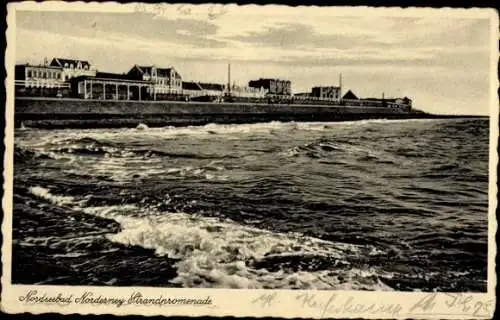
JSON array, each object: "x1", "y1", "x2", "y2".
[{"x1": 14, "y1": 97, "x2": 487, "y2": 129}]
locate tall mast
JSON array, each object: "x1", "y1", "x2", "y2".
[
  {"x1": 227, "y1": 62, "x2": 231, "y2": 94},
  {"x1": 339, "y1": 73, "x2": 343, "y2": 98}
]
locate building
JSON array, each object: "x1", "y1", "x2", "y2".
[
  {"x1": 182, "y1": 81, "x2": 226, "y2": 100},
  {"x1": 199, "y1": 82, "x2": 225, "y2": 96},
  {"x1": 364, "y1": 96, "x2": 413, "y2": 108},
  {"x1": 70, "y1": 72, "x2": 153, "y2": 100},
  {"x1": 342, "y1": 90, "x2": 358, "y2": 100},
  {"x1": 227, "y1": 84, "x2": 266, "y2": 98},
  {"x1": 398, "y1": 97, "x2": 412, "y2": 108},
  {"x1": 50, "y1": 58, "x2": 96, "y2": 81},
  {"x1": 15, "y1": 64, "x2": 64, "y2": 87},
  {"x1": 248, "y1": 78, "x2": 292, "y2": 96},
  {"x1": 182, "y1": 81, "x2": 202, "y2": 91},
  {"x1": 127, "y1": 65, "x2": 183, "y2": 97},
  {"x1": 311, "y1": 86, "x2": 341, "y2": 100},
  {"x1": 15, "y1": 64, "x2": 69, "y2": 97}
]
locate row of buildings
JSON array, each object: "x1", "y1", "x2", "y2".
[
  {"x1": 14, "y1": 57, "x2": 412, "y2": 109},
  {"x1": 15, "y1": 58, "x2": 281, "y2": 101}
]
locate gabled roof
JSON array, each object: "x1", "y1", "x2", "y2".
[
  {"x1": 342, "y1": 90, "x2": 358, "y2": 100},
  {"x1": 50, "y1": 58, "x2": 90, "y2": 68},
  {"x1": 132, "y1": 65, "x2": 181, "y2": 79},
  {"x1": 133, "y1": 65, "x2": 152, "y2": 75}
]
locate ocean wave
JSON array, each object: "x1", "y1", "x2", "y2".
[
  {"x1": 29, "y1": 186, "x2": 76, "y2": 206},
  {"x1": 284, "y1": 138, "x2": 396, "y2": 165},
  {"x1": 48, "y1": 137, "x2": 120, "y2": 156},
  {"x1": 83, "y1": 206, "x2": 392, "y2": 290},
  {"x1": 23, "y1": 185, "x2": 393, "y2": 290},
  {"x1": 166, "y1": 163, "x2": 226, "y2": 178},
  {"x1": 14, "y1": 147, "x2": 48, "y2": 163},
  {"x1": 285, "y1": 141, "x2": 343, "y2": 158},
  {"x1": 13, "y1": 118, "x2": 489, "y2": 291},
  {"x1": 14, "y1": 146, "x2": 70, "y2": 163},
  {"x1": 78, "y1": 157, "x2": 229, "y2": 182},
  {"x1": 79, "y1": 198, "x2": 395, "y2": 290},
  {"x1": 42, "y1": 136, "x2": 237, "y2": 160}
]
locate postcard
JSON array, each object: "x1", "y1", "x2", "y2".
[{"x1": 2, "y1": 2, "x2": 498, "y2": 319}]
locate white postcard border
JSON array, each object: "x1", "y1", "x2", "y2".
[{"x1": 2, "y1": 2, "x2": 498, "y2": 319}]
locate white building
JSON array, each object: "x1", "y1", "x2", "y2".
[
  {"x1": 227, "y1": 84, "x2": 266, "y2": 98},
  {"x1": 50, "y1": 58, "x2": 97, "y2": 81},
  {"x1": 15, "y1": 64, "x2": 65, "y2": 88},
  {"x1": 127, "y1": 65, "x2": 183, "y2": 96}
]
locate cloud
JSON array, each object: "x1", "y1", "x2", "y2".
[
  {"x1": 227, "y1": 22, "x2": 377, "y2": 50},
  {"x1": 13, "y1": 7, "x2": 494, "y2": 115},
  {"x1": 16, "y1": 11, "x2": 227, "y2": 48}
]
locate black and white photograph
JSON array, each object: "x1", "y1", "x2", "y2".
[{"x1": 2, "y1": 2, "x2": 497, "y2": 318}]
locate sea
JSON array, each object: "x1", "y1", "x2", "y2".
[{"x1": 12, "y1": 118, "x2": 490, "y2": 291}]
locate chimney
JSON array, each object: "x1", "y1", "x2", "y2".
[
  {"x1": 227, "y1": 63, "x2": 231, "y2": 94},
  {"x1": 339, "y1": 73, "x2": 343, "y2": 97}
]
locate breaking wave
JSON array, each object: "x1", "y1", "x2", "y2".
[
  {"x1": 28, "y1": 185, "x2": 393, "y2": 290},
  {"x1": 14, "y1": 118, "x2": 489, "y2": 291},
  {"x1": 22, "y1": 136, "x2": 237, "y2": 160}
]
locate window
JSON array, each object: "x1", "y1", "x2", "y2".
[
  {"x1": 27, "y1": 70, "x2": 31, "y2": 78},
  {"x1": 64, "y1": 63, "x2": 69, "y2": 68},
  {"x1": 70, "y1": 64, "x2": 74, "y2": 69}
]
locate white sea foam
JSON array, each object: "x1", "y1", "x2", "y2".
[
  {"x1": 136, "y1": 123, "x2": 149, "y2": 130},
  {"x1": 29, "y1": 186, "x2": 75, "y2": 206},
  {"x1": 15, "y1": 119, "x2": 442, "y2": 150},
  {"x1": 80, "y1": 203, "x2": 392, "y2": 290},
  {"x1": 80, "y1": 156, "x2": 227, "y2": 182},
  {"x1": 26, "y1": 185, "x2": 392, "y2": 290}
]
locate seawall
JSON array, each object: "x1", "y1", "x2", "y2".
[{"x1": 14, "y1": 97, "x2": 459, "y2": 129}]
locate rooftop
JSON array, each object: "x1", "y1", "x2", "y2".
[
  {"x1": 133, "y1": 65, "x2": 182, "y2": 79},
  {"x1": 50, "y1": 58, "x2": 91, "y2": 69},
  {"x1": 16, "y1": 63, "x2": 63, "y2": 69}
]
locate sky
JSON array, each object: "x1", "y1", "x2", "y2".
[{"x1": 14, "y1": 4, "x2": 495, "y2": 115}]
